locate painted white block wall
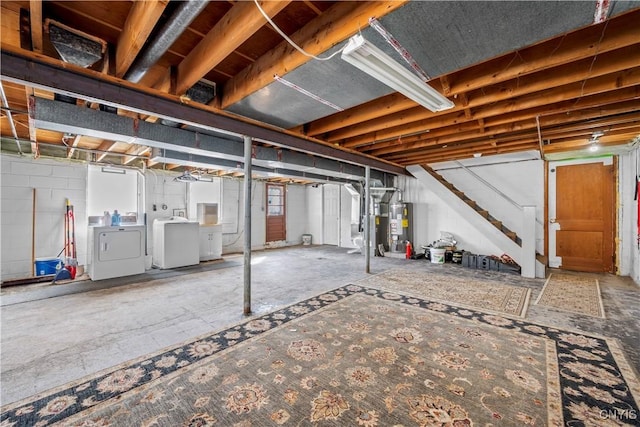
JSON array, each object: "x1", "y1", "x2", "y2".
[
  {"x1": 144, "y1": 170, "x2": 190, "y2": 255},
  {"x1": 1, "y1": 154, "x2": 87, "y2": 280},
  {"x1": 398, "y1": 159, "x2": 545, "y2": 259},
  {"x1": 286, "y1": 184, "x2": 307, "y2": 245},
  {"x1": 219, "y1": 178, "x2": 266, "y2": 253},
  {"x1": 306, "y1": 186, "x2": 324, "y2": 245},
  {"x1": 340, "y1": 186, "x2": 357, "y2": 248},
  {"x1": 399, "y1": 175, "x2": 504, "y2": 256},
  {"x1": 437, "y1": 159, "x2": 545, "y2": 254}
]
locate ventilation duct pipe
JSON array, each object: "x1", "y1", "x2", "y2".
[{"x1": 124, "y1": 0, "x2": 210, "y2": 83}]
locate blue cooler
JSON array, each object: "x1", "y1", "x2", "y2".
[{"x1": 34, "y1": 258, "x2": 63, "y2": 276}]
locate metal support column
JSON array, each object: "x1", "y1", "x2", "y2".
[
  {"x1": 243, "y1": 135, "x2": 252, "y2": 315},
  {"x1": 364, "y1": 166, "x2": 371, "y2": 273}
]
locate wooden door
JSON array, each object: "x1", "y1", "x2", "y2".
[
  {"x1": 548, "y1": 159, "x2": 615, "y2": 272},
  {"x1": 266, "y1": 184, "x2": 286, "y2": 242}
]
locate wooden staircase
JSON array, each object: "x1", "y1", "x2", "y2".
[{"x1": 424, "y1": 166, "x2": 522, "y2": 246}]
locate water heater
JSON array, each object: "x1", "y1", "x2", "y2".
[{"x1": 388, "y1": 202, "x2": 413, "y2": 253}]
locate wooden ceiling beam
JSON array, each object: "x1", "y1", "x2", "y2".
[
  {"x1": 385, "y1": 133, "x2": 541, "y2": 162},
  {"x1": 304, "y1": 10, "x2": 640, "y2": 138},
  {"x1": 29, "y1": 0, "x2": 43, "y2": 53},
  {"x1": 543, "y1": 132, "x2": 640, "y2": 155},
  {"x1": 543, "y1": 128, "x2": 640, "y2": 147},
  {"x1": 305, "y1": 92, "x2": 415, "y2": 137},
  {"x1": 175, "y1": 1, "x2": 291, "y2": 96},
  {"x1": 220, "y1": 1, "x2": 408, "y2": 109},
  {"x1": 397, "y1": 141, "x2": 541, "y2": 165},
  {"x1": 66, "y1": 134, "x2": 82, "y2": 158},
  {"x1": 115, "y1": 0, "x2": 169, "y2": 78},
  {"x1": 95, "y1": 140, "x2": 116, "y2": 162},
  {"x1": 447, "y1": 9, "x2": 640, "y2": 94},
  {"x1": 328, "y1": 45, "x2": 640, "y2": 142},
  {"x1": 345, "y1": 85, "x2": 640, "y2": 150},
  {"x1": 122, "y1": 145, "x2": 151, "y2": 165},
  {"x1": 341, "y1": 66, "x2": 640, "y2": 148},
  {"x1": 367, "y1": 100, "x2": 640, "y2": 157}
]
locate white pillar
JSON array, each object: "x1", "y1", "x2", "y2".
[
  {"x1": 243, "y1": 135, "x2": 252, "y2": 315},
  {"x1": 521, "y1": 206, "x2": 536, "y2": 278},
  {"x1": 364, "y1": 166, "x2": 371, "y2": 273}
]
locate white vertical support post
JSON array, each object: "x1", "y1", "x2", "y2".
[
  {"x1": 364, "y1": 166, "x2": 371, "y2": 273},
  {"x1": 243, "y1": 135, "x2": 252, "y2": 315},
  {"x1": 521, "y1": 206, "x2": 536, "y2": 278}
]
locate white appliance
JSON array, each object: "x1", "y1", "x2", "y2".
[
  {"x1": 88, "y1": 225, "x2": 145, "y2": 280},
  {"x1": 199, "y1": 224, "x2": 222, "y2": 261},
  {"x1": 153, "y1": 218, "x2": 200, "y2": 269}
]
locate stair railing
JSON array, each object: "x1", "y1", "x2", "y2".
[
  {"x1": 449, "y1": 161, "x2": 539, "y2": 278},
  {"x1": 453, "y1": 161, "x2": 543, "y2": 226}
]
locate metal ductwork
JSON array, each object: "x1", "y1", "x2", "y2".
[
  {"x1": 124, "y1": 0, "x2": 210, "y2": 83},
  {"x1": 46, "y1": 19, "x2": 106, "y2": 68}
]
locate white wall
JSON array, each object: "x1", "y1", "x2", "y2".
[
  {"x1": 144, "y1": 170, "x2": 190, "y2": 254},
  {"x1": 340, "y1": 186, "x2": 357, "y2": 248},
  {"x1": 619, "y1": 148, "x2": 639, "y2": 283},
  {"x1": 400, "y1": 158, "x2": 544, "y2": 258},
  {"x1": 219, "y1": 179, "x2": 266, "y2": 253},
  {"x1": 1, "y1": 154, "x2": 87, "y2": 280},
  {"x1": 0, "y1": 155, "x2": 317, "y2": 280},
  {"x1": 306, "y1": 186, "x2": 324, "y2": 245},
  {"x1": 286, "y1": 184, "x2": 307, "y2": 245}
]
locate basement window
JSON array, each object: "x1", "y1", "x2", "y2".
[{"x1": 87, "y1": 165, "x2": 139, "y2": 222}]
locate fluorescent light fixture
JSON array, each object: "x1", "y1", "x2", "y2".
[
  {"x1": 341, "y1": 34, "x2": 454, "y2": 112},
  {"x1": 101, "y1": 166, "x2": 126, "y2": 174}
]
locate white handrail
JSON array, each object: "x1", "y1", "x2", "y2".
[{"x1": 453, "y1": 161, "x2": 543, "y2": 226}]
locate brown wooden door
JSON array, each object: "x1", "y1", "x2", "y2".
[
  {"x1": 549, "y1": 160, "x2": 615, "y2": 273},
  {"x1": 266, "y1": 184, "x2": 286, "y2": 242}
]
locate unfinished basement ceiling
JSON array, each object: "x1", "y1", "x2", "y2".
[{"x1": 1, "y1": 0, "x2": 639, "y2": 179}]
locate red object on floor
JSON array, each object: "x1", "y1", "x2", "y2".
[
  {"x1": 65, "y1": 265, "x2": 76, "y2": 280},
  {"x1": 406, "y1": 241, "x2": 412, "y2": 259}
]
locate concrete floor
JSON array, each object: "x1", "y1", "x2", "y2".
[{"x1": 1, "y1": 245, "x2": 639, "y2": 407}]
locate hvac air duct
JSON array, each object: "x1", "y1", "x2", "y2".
[
  {"x1": 124, "y1": 0, "x2": 210, "y2": 83},
  {"x1": 46, "y1": 19, "x2": 106, "y2": 68}
]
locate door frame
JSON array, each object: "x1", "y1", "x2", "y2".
[
  {"x1": 547, "y1": 156, "x2": 616, "y2": 272},
  {"x1": 265, "y1": 183, "x2": 286, "y2": 243}
]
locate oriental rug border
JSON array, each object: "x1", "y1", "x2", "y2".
[{"x1": 1, "y1": 285, "x2": 637, "y2": 426}]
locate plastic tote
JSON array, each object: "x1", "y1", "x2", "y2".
[
  {"x1": 429, "y1": 248, "x2": 446, "y2": 264},
  {"x1": 34, "y1": 258, "x2": 63, "y2": 276}
]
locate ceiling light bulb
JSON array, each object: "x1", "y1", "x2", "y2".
[{"x1": 589, "y1": 145, "x2": 599, "y2": 152}]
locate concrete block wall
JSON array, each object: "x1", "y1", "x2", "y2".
[
  {"x1": 286, "y1": 184, "x2": 307, "y2": 246},
  {"x1": 1, "y1": 154, "x2": 87, "y2": 280},
  {"x1": 306, "y1": 186, "x2": 324, "y2": 245},
  {"x1": 144, "y1": 170, "x2": 190, "y2": 255},
  {"x1": 399, "y1": 158, "x2": 542, "y2": 258}
]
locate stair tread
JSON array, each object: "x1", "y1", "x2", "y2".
[{"x1": 427, "y1": 165, "x2": 522, "y2": 247}]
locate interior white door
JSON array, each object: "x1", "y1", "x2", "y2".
[{"x1": 323, "y1": 184, "x2": 340, "y2": 245}]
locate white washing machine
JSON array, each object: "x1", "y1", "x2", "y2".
[
  {"x1": 88, "y1": 225, "x2": 145, "y2": 280},
  {"x1": 153, "y1": 218, "x2": 200, "y2": 269}
]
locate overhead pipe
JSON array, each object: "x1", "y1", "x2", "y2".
[
  {"x1": 0, "y1": 82, "x2": 23, "y2": 155},
  {"x1": 124, "y1": 0, "x2": 210, "y2": 83}
]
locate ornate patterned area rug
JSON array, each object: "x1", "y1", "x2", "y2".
[
  {"x1": 2, "y1": 286, "x2": 638, "y2": 426},
  {"x1": 357, "y1": 268, "x2": 531, "y2": 317},
  {"x1": 535, "y1": 273, "x2": 605, "y2": 318}
]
